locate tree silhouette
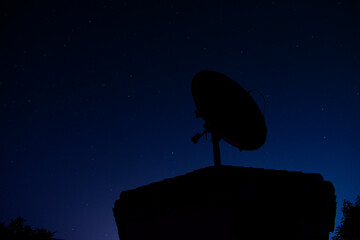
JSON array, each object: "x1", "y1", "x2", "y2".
[
  {"x1": 0, "y1": 217, "x2": 58, "y2": 240},
  {"x1": 332, "y1": 196, "x2": 360, "y2": 240}
]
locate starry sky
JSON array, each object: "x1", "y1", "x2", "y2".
[{"x1": 1, "y1": 1, "x2": 359, "y2": 240}]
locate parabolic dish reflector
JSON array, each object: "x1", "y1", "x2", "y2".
[{"x1": 192, "y1": 70, "x2": 267, "y2": 150}]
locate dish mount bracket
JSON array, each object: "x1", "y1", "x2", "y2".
[{"x1": 192, "y1": 124, "x2": 221, "y2": 167}]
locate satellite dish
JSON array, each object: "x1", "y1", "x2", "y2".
[{"x1": 191, "y1": 70, "x2": 267, "y2": 166}]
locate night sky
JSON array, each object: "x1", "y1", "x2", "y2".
[{"x1": 1, "y1": 1, "x2": 359, "y2": 240}]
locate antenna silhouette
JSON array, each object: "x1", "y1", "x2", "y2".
[{"x1": 191, "y1": 70, "x2": 267, "y2": 166}]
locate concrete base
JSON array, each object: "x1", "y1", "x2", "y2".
[{"x1": 113, "y1": 166, "x2": 336, "y2": 240}]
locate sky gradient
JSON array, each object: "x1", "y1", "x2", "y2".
[{"x1": 1, "y1": 1, "x2": 360, "y2": 240}]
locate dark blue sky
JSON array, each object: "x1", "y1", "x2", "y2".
[{"x1": 1, "y1": 1, "x2": 359, "y2": 240}]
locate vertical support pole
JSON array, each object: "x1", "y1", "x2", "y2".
[{"x1": 212, "y1": 132, "x2": 221, "y2": 167}]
